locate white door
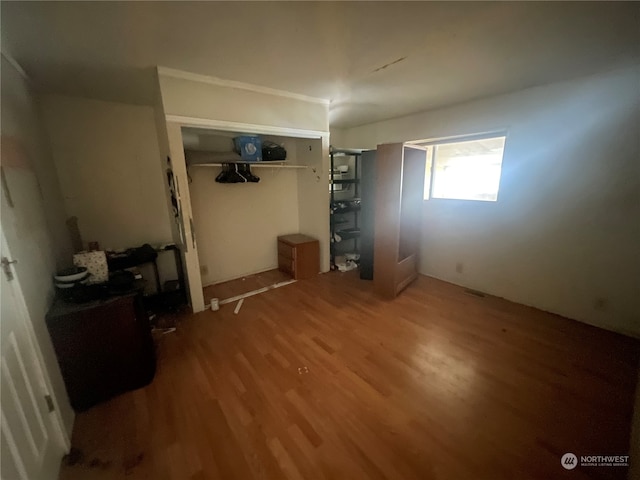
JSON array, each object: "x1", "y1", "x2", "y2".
[{"x1": 0, "y1": 229, "x2": 65, "y2": 480}]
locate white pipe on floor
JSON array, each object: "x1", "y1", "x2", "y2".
[
  {"x1": 233, "y1": 299, "x2": 244, "y2": 314},
  {"x1": 218, "y1": 279, "x2": 297, "y2": 306}
]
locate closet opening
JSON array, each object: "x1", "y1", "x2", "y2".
[{"x1": 179, "y1": 126, "x2": 329, "y2": 308}]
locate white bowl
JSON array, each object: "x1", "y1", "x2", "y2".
[
  {"x1": 55, "y1": 276, "x2": 90, "y2": 289},
  {"x1": 54, "y1": 267, "x2": 88, "y2": 282}
]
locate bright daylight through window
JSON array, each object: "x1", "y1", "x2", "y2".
[{"x1": 423, "y1": 135, "x2": 506, "y2": 201}]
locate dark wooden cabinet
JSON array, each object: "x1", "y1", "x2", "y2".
[
  {"x1": 46, "y1": 293, "x2": 156, "y2": 411},
  {"x1": 277, "y1": 234, "x2": 320, "y2": 280}
]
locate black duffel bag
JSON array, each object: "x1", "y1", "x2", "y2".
[{"x1": 262, "y1": 141, "x2": 287, "y2": 161}]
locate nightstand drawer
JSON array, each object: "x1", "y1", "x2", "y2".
[
  {"x1": 278, "y1": 254, "x2": 295, "y2": 275},
  {"x1": 277, "y1": 242, "x2": 295, "y2": 260}
]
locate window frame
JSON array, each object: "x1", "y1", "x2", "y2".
[{"x1": 413, "y1": 131, "x2": 508, "y2": 202}]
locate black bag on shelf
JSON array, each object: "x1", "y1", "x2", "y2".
[{"x1": 262, "y1": 141, "x2": 287, "y2": 161}]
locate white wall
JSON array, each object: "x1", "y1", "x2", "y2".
[
  {"x1": 296, "y1": 136, "x2": 331, "y2": 271},
  {"x1": 0, "y1": 56, "x2": 75, "y2": 437},
  {"x1": 329, "y1": 127, "x2": 346, "y2": 148},
  {"x1": 186, "y1": 133, "x2": 330, "y2": 285},
  {"x1": 158, "y1": 70, "x2": 329, "y2": 133},
  {"x1": 189, "y1": 156, "x2": 301, "y2": 284},
  {"x1": 153, "y1": 70, "x2": 182, "y2": 249},
  {"x1": 41, "y1": 95, "x2": 177, "y2": 286},
  {"x1": 345, "y1": 66, "x2": 640, "y2": 337}
]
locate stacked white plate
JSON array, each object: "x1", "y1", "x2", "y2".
[{"x1": 54, "y1": 267, "x2": 90, "y2": 289}]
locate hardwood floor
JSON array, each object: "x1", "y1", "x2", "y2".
[{"x1": 58, "y1": 272, "x2": 640, "y2": 480}]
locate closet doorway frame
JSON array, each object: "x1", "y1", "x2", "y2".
[{"x1": 164, "y1": 116, "x2": 330, "y2": 313}]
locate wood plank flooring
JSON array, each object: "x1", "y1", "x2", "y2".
[{"x1": 58, "y1": 272, "x2": 640, "y2": 480}]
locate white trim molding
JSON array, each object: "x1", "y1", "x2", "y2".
[
  {"x1": 157, "y1": 66, "x2": 330, "y2": 106},
  {"x1": 166, "y1": 115, "x2": 329, "y2": 139}
]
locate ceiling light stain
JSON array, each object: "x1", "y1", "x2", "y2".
[{"x1": 372, "y1": 56, "x2": 407, "y2": 73}]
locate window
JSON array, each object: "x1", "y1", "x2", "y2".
[{"x1": 422, "y1": 134, "x2": 506, "y2": 201}]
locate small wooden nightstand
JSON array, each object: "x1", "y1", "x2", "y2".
[{"x1": 277, "y1": 234, "x2": 320, "y2": 280}]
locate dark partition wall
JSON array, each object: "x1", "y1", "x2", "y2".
[{"x1": 359, "y1": 150, "x2": 377, "y2": 280}]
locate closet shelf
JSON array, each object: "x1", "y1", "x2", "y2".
[
  {"x1": 331, "y1": 199, "x2": 361, "y2": 214},
  {"x1": 190, "y1": 162, "x2": 307, "y2": 169},
  {"x1": 330, "y1": 178, "x2": 360, "y2": 185},
  {"x1": 331, "y1": 205, "x2": 361, "y2": 214},
  {"x1": 336, "y1": 228, "x2": 361, "y2": 240}
]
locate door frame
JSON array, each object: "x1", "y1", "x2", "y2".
[{"x1": 164, "y1": 117, "x2": 330, "y2": 313}]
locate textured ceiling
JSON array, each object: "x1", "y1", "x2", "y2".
[{"x1": 2, "y1": 1, "x2": 639, "y2": 127}]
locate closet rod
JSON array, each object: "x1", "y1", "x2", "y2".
[{"x1": 190, "y1": 163, "x2": 307, "y2": 169}]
